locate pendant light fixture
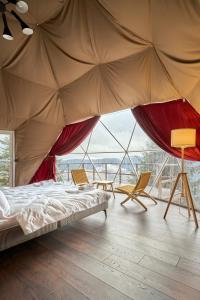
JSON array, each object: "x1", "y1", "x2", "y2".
[
  {"x1": 11, "y1": 10, "x2": 33, "y2": 35},
  {"x1": 0, "y1": 0, "x2": 33, "y2": 41},
  {"x1": 12, "y1": 0, "x2": 28, "y2": 14},
  {"x1": 2, "y1": 12, "x2": 13, "y2": 40}
]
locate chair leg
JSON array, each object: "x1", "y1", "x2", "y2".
[
  {"x1": 142, "y1": 191, "x2": 157, "y2": 205},
  {"x1": 103, "y1": 209, "x2": 107, "y2": 218},
  {"x1": 131, "y1": 195, "x2": 147, "y2": 211},
  {"x1": 120, "y1": 196, "x2": 130, "y2": 205}
]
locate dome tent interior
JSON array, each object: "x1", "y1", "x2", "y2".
[
  {"x1": 0, "y1": 0, "x2": 200, "y2": 185},
  {"x1": 1, "y1": 1, "x2": 200, "y2": 299}
]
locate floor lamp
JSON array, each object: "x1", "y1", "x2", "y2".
[{"x1": 163, "y1": 128, "x2": 198, "y2": 228}]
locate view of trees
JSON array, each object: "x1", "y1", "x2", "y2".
[{"x1": 0, "y1": 134, "x2": 11, "y2": 186}]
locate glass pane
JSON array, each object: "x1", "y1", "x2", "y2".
[
  {"x1": 129, "y1": 123, "x2": 159, "y2": 151},
  {"x1": 130, "y1": 150, "x2": 166, "y2": 187},
  {"x1": 185, "y1": 160, "x2": 200, "y2": 210},
  {"x1": 101, "y1": 110, "x2": 135, "y2": 149},
  {"x1": 71, "y1": 145, "x2": 85, "y2": 154},
  {"x1": 85, "y1": 153, "x2": 125, "y2": 182},
  {"x1": 0, "y1": 133, "x2": 13, "y2": 186},
  {"x1": 56, "y1": 154, "x2": 85, "y2": 183},
  {"x1": 79, "y1": 134, "x2": 91, "y2": 152},
  {"x1": 152, "y1": 155, "x2": 180, "y2": 200},
  {"x1": 117, "y1": 154, "x2": 137, "y2": 185},
  {"x1": 87, "y1": 121, "x2": 123, "y2": 153}
]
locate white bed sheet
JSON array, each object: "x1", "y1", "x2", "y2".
[{"x1": 0, "y1": 181, "x2": 110, "y2": 234}]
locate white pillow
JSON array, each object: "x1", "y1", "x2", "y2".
[{"x1": 0, "y1": 190, "x2": 10, "y2": 217}]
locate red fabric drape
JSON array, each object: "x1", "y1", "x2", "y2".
[
  {"x1": 30, "y1": 116, "x2": 100, "y2": 183},
  {"x1": 132, "y1": 99, "x2": 200, "y2": 161}
]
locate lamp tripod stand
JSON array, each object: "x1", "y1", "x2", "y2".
[{"x1": 163, "y1": 147, "x2": 198, "y2": 228}]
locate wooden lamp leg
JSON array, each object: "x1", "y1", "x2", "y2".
[
  {"x1": 183, "y1": 174, "x2": 198, "y2": 228},
  {"x1": 164, "y1": 173, "x2": 181, "y2": 219},
  {"x1": 182, "y1": 177, "x2": 191, "y2": 218}
]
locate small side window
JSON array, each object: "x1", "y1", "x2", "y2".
[{"x1": 0, "y1": 131, "x2": 15, "y2": 187}]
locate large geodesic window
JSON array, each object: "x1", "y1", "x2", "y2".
[{"x1": 56, "y1": 110, "x2": 200, "y2": 210}]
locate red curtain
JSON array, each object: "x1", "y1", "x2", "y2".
[
  {"x1": 132, "y1": 99, "x2": 200, "y2": 161},
  {"x1": 30, "y1": 116, "x2": 100, "y2": 183}
]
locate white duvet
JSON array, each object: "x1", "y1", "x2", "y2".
[{"x1": 0, "y1": 181, "x2": 110, "y2": 235}]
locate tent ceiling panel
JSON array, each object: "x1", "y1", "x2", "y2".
[
  {"x1": 157, "y1": 50, "x2": 200, "y2": 99},
  {"x1": 151, "y1": 0, "x2": 200, "y2": 55},
  {"x1": 42, "y1": 0, "x2": 148, "y2": 64},
  {"x1": 4, "y1": 28, "x2": 58, "y2": 89},
  {"x1": 2, "y1": 70, "x2": 58, "y2": 127},
  {"x1": 0, "y1": 0, "x2": 199, "y2": 184},
  {"x1": 23, "y1": 0, "x2": 66, "y2": 25},
  {"x1": 0, "y1": 71, "x2": 10, "y2": 129},
  {"x1": 60, "y1": 67, "x2": 101, "y2": 123},
  {"x1": 15, "y1": 105, "x2": 64, "y2": 184},
  {"x1": 15, "y1": 120, "x2": 62, "y2": 162},
  {"x1": 42, "y1": 33, "x2": 95, "y2": 88},
  {"x1": 98, "y1": 0, "x2": 151, "y2": 42}
]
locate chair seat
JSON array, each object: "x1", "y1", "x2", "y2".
[
  {"x1": 116, "y1": 184, "x2": 135, "y2": 194},
  {"x1": 94, "y1": 180, "x2": 113, "y2": 185}
]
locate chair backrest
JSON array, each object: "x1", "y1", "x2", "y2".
[
  {"x1": 71, "y1": 168, "x2": 89, "y2": 185},
  {"x1": 134, "y1": 172, "x2": 151, "y2": 192}
]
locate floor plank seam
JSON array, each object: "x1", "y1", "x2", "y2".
[
  {"x1": 101, "y1": 253, "x2": 176, "y2": 300},
  {"x1": 71, "y1": 224, "x2": 180, "y2": 266},
  {"x1": 36, "y1": 240, "x2": 135, "y2": 300},
  {"x1": 137, "y1": 258, "x2": 200, "y2": 294},
  {"x1": 42, "y1": 274, "x2": 91, "y2": 300},
  {"x1": 136, "y1": 254, "x2": 145, "y2": 265},
  {"x1": 37, "y1": 239, "x2": 173, "y2": 300},
  {"x1": 75, "y1": 220, "x2": 200, "y2": 266},
  {"x1": 175, "y1": 256, "x2": 181, "y2": 267}
]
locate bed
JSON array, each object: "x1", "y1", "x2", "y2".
[{"x1": 0, "y1": 181, "x2": 110, "y2": 251}]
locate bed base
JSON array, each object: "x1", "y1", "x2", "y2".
[{"x1": 0, "y1": 202, "x2": 108, "y2": 251}]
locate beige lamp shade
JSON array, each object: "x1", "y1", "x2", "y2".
[{"x1": 171, "y1": 129, "x2": 196, "y2": 148}]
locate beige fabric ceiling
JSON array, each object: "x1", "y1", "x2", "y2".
[{"x1": 0, "y1": 0, "x2": 200, "y2": 185}]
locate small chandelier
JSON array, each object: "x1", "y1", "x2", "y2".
[{"x1": 0, "y1": 0, "x2": 33, "y2": 40}]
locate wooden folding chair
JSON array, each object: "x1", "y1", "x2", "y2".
[
  {"x1": 116, "y1": 171, "x2": 157, "y2": 211},
  {"x1": 71, "y1": 168, "x2": 110, "y2": 217},
  {"x1": 71, "y1": 168, "x2": 89, "y2": 186}
]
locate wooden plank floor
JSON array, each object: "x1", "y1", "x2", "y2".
[{"x1": 1, "y1": 194, "x2": 200, "y2": 300}]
